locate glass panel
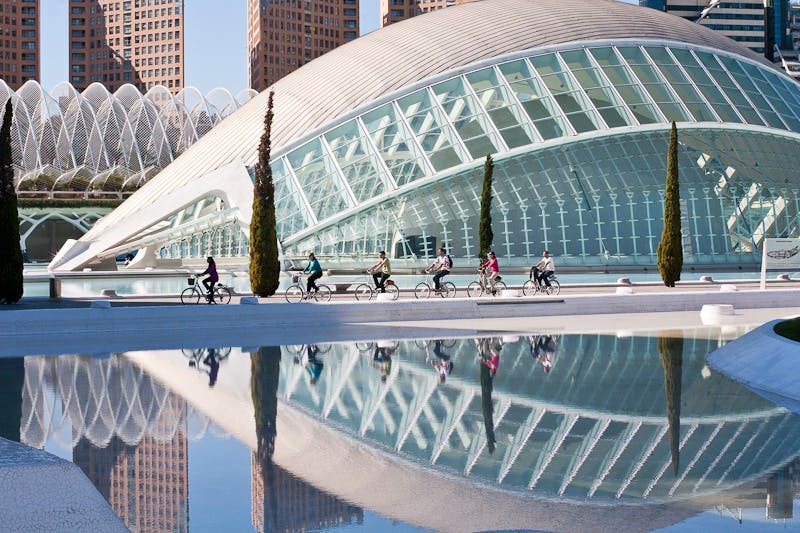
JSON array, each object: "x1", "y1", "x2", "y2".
[
  {"x1": 499, "y1": 59, "x2": 570, "y2": 140},
  {"x1": 325, "y1": 120, "x2": 387, "y2": 203},
  {"x1": 272, "y1": 158, "x2": 309, "y2": 238},
  {"x1": 533, "y1": 53, "x2": 601, "y2": 132},
  {"x1": 645, "y1": 47, "x2": 717, "y2": 122},
  {"x1": 771, "y1": 75, "x2": 800, "y2": 133},
  {"x1": 668, "y1": 48, "x2": 740, "y2": 123},
  {"x1": 287, "y1": 138, "x2": 350, "y2": 221},
  {"x1": 589, "y1": 47, "x2": 660, "y2": 125},
  {"x1": 618, "y1": 46, "x2": 689, "y2": 122},
  {"x1": 466, "y1": 67, "x2": 537, "y2": 148},
  {"x1": 361, "y1": 103, "x2": 429, "y2": 187},
  {"x1": 719, "y1": 56, "x2": 785, "y2": 129},
  {"x1": 398, "y1": 89, "x2": 466, "y2": 171},
  {"x1": 433, "y1": 77, "x2": 501, "y2": 158},
  {"x1": 742, "y1": 63, "x2": 800, "y2": 131},
  {"x1": 697, "y1": 51, "x2": 764, "y2": 126},
  {"x1": 561, "y1": 49, "x2": 633, "y2": 129}
]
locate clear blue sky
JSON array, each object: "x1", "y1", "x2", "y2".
[{"x1": 41, "y1": 0, "x2": 634, "y2": 94}]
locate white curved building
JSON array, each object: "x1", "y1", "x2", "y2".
[
  {"x1": 49, "y1": 0, "x2": 800, "y2": 272},
  {"x1": 0, "y1": 80, "x2": 256, "y2": 195}
]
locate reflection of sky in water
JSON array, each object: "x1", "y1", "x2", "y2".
[{"x1": 6, "y1": 331, "x2": 800, "y2": 531}]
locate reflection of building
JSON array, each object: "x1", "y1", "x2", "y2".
[
  {"x1": 74, "y1": 432, "x2": 189, "y2": 533},
  {"x1": 251, "y1": 453, "x2": 362, "y2": 533},
  {"x1": 68, "y1": 0, "x2": 185, "y2": 93},
  {"x1": 0, "y1": 0, "x2": 40, "y2": 89},
  {"x1": 21, "y1": 355, "x2": 196, "y2": 532},
  {"x1": 247, "y1": 0, "x2": 359, "y2": 92},
  {"x1": 53, "y1": 0, "x2": 800, "y2": 272},
  {"x1": 380, "y1": 0, "x2": 477, "y2": 26}
]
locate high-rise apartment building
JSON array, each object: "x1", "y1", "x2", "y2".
[
  {"x1": 247, "y1": 0, "x2": 359, "y2": 92},
  {"x1": 68, "y1": 0, "x2": 184, "y2": 94},
  {"x1": 640, "y1": 1, "x2": 792, "y2": 56},
  {"x1": 0, "y1": 0, "x2": 40, "y2": 89},
  {"x1": 380, "y1": 0, "x2": 477, "y2": 26}
]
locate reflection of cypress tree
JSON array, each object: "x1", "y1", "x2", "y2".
[
  {"x1": 0, "y1": 358, "x2": 24, "y2": 441},
  {"x1": 251, "y1": 346, "x2": 281, "y2": 532},
  {"x1": 658, "y1": 336, "x2": 683, "y2": 476},
  {"x1": 480, "y1": 363, "x2": 496, "y2": 454}
]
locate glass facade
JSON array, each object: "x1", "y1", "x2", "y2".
[{"x1": 263, "y1": 42, "x2": 800, "y2": 268}]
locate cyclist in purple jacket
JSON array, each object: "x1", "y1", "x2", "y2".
[{"x1": 199, "y1": 256, "x2": 219, "y2": 303}]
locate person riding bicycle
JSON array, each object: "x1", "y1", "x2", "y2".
[
  {"x1": 479, "y1": 251, "x2": 500, "y2": 294},
  {"x1": 427, "y1": 248, "x2": 453, "y2": 293},
  {"x1": 369, "y1": 250, "x2": 392, "y2": 293},
  {"x1": 199, "y1": 256, "x2": 219, "y2": 303},
  {"x1": 302, "y1": 252, "x2": 323, "y2": 295},
  {"x1": 531, "y1": 250, "x2": 555, "y2": 289}
]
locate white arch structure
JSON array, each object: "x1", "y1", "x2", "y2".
[
  {"x1": 0, "y1": 80, "x2": 256, "y2": 197},
  {"x1": 48, "y1": 0, "x2": 800, "y2": 272}
]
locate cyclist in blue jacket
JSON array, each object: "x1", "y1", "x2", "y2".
[{"x1": 302, "y1": 252, "x2": 323, "y2": 294}]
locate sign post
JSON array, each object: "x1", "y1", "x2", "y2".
[{"x1": 760, "y1": 238, "x2": 800, "y2": 291}]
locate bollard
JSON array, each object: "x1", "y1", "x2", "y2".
[{"x1": 49, "y1": 277, "x2": 62, "y2": 300}]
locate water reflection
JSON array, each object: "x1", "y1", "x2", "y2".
[{"x1": 9, "y1": 333, "x2": 800, "y2": 530}]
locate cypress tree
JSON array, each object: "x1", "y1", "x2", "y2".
[
  {"x1": 0, "y1": 100, "x2": 23, "y2": 304},
  {"x1": 249, "y1": 91, "x2": 280, "y2": 297},
  {"x1": 478, "y1": 154, "x2": 494, "y2": 260},
  {"x1": 658, "y1": 336, "x2": 683, "y2": 476},
  {"x1": 657, "y1": 122, "x2": 683, "y2": 287}
]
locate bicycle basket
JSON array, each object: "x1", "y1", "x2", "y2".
[
  {"x1": 187, "y1": 277, "x2": 195, "y2": 286},
  {"x1": 292, "y1": 274, "x2": 301, "y2": 283}
]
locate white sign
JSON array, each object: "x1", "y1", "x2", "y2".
[{"x1": 760, "y1": 238, "x2": 800, "y2": 290}]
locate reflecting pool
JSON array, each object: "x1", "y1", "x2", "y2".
[{"x1": 1, "y1": 332, "x2": 799, "y2": 532}]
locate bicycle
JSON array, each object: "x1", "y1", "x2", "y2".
[
  {"x1": 414, "y1": 270, "x2": 456, "y2": 299},
  {"x1": 181, "y1": 276, "x2": 233, "y2": 304},
  {"x1": 466, "y1": 268, "x2": 507, "y2": 297},
  {"x1": 522, "y1": 272, "x2": 561, "y2": 296},
  {"x1": 354, "y1": 270, "x2": 400, "y2": 301},
  {"x1": 284, "y1": 273, "x2": 332, "y2": 303}
]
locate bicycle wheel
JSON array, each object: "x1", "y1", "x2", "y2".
[
  {"x1": 316, "y1": 343, "x2": 333, "y2": 354},
  {"x1": 215, "y1": 286, "x2": 232, "y2": 304},
  {"x1": 313, "y1": 285, "x2": 332, "y2": 302},
  {"x1": 385, "y1": 284, "x2": 400, "y2": 301},
  {"x1": 466, "y1": 281, "x2": 483, "y2": 298},
  {"x1": 415, "y1": 282, "x2": 431, "y2": 299},
  {"x1": 522, "y1": 280, "x2": 536, "y2": 296},
  {"x1": 443, "y1": 281, "x2": 457, "y2": 298},
  {"x1": 354, "y1": 284, "x2": 373, "y2": 301},
  {"x1": 492, "y1": 281, "x2": 507, "y2": 296},
  {"x1": 181, "y1": 287, "x2": 201, "y2": 304},
  {"x1": 548, "y1": 280, "x2": 561, "y2": 296},
  {"x1": 413, "y1": 339, "x2": 431, "y2": 349},
  {"x1": 285, "y1": 284, "x2": 304, "y2": 303}
]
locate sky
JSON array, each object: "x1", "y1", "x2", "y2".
[{"x1": 40, "y1": 0, "x2": 634, "y2": 94}]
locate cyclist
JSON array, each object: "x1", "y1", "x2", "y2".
[
  {"x1": 426, "y1": 248, "x2": 453, "y2": 293},
  {"x1": 302, "y1": 252, "x2": 323, "y2": 295},
  {"x1": 199, "y1": 256, "x2": 219, "y2": 303},
  {"x1": 479, "y1": 251, "x2": 500, "y2": 294},
  {"x1": 532, "y1": 250, "x2": 555, "y2": 289},
  {"x1": 369, "y1": 250, "x2": 392, "y2": 293}
]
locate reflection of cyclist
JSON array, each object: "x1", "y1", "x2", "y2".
[
  {"x1": 199, "y1": 256, "x2": 219, "y2": 303},
  {"x1": 369, "y1": 251, "x2": 392, "y2": 293},
  {"x1": 530, "y1": 334, "x2": 559, "y2": 373},
  {"x1": 302, "y1": 252, "x2": 323, "y2": 294},
  {"x1": 479, "y1": 251, "x2": 500, "y2": 294},
  {"x1": 203, "y1": 348, "x2": 221, "y2": 386},
  {"x1": 372, "y1": 344, "x2": 394, "y2": 383},
  {"x1": 427, "y1": 339, "x2": 453, "y2": 383},
  {"x1": 478, "y1": 337, "x2": 501, "y2": 377},
  {"x1": 426, "y1": 248, "x2": 453, "y2": 293},
  {"x1": 304, "y1": 345, "x2": 324, "y2": 385}
]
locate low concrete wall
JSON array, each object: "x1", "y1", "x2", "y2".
[
  {"x1": 708, "y1": 320, "x2": 800, "y2": 412},
  {"x1": 0, "y1": 438, "x2": 127, "y2": 532},
  {"x1": 1, "y1": 288, "x2": 799, "y2": 358}
]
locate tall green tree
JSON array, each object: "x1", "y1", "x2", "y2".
[
  {"x1": 249, "y1": 91, "x2": 280, "y2": 297},
  {"x1": 478, "y1": 154, "x2": 494, "y2": 260},
  {"x1": 658, "y1": 336, "x2": 683, "y2": 476},
  {"x1": 0, "y1": 100, "x2": 23, "y2": 304},
  {"x1": 657, "y1": 122, "x2": 683, "y2": 287},
  {"x1": 250, "y1": 345, "x2": 281, "y2": 531}
]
